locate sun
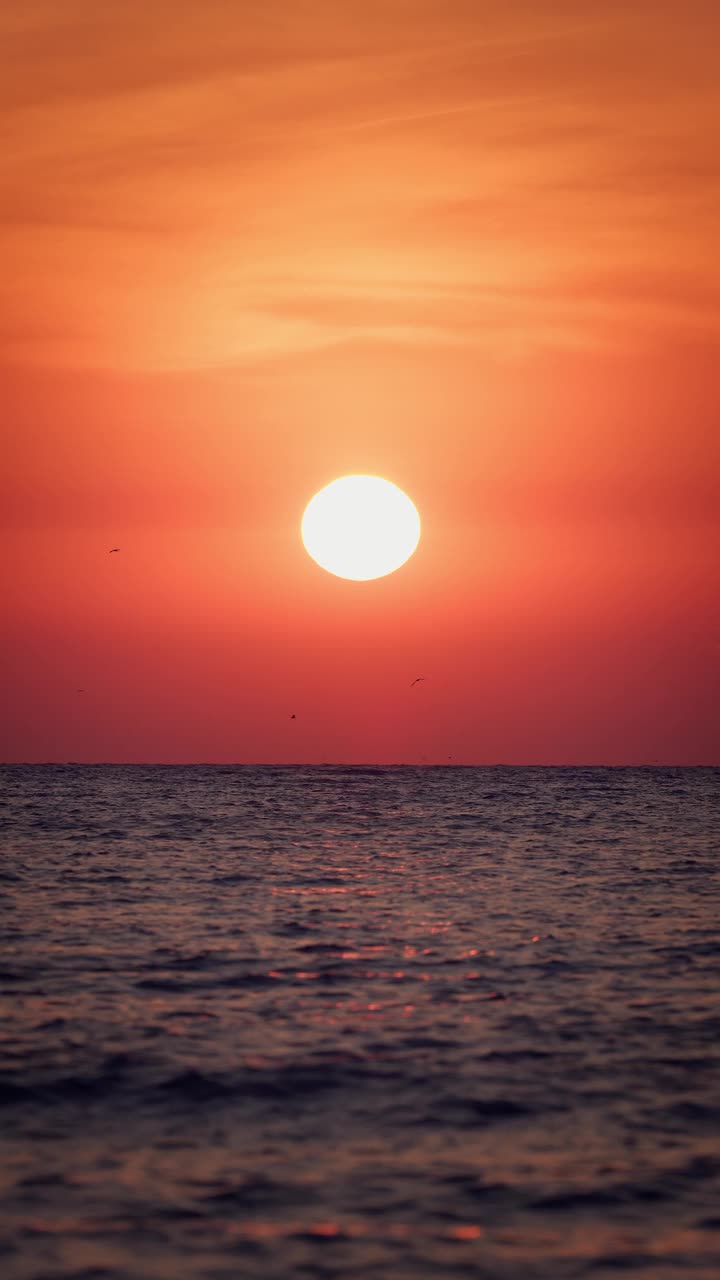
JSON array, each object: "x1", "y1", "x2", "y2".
[{"x1": 301, "y1": 475, "x2": 421, "y2": 581}]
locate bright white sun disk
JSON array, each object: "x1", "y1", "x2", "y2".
[{"x1": 301, "y1": 475, "x2": 421, "y2": 581}]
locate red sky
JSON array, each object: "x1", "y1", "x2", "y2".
[{"x1": 2, "y1": 0, "x2": 719, "y2": 764}]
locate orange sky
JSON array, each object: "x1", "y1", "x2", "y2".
[{"x1": 2, "y1": 0, "x2": 719, "y2": 763}]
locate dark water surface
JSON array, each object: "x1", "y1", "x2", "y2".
[{"x1": 1, "y1": 765, "x2": 719, "y2": 1279}]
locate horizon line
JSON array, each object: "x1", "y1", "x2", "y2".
[{"x1": 1, "y1": 761, "x2": 717, "y2": 770}]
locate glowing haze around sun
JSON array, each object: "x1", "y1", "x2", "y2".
[{"x1": 301, "y1": 475, "x2": 421, "y2": 581}]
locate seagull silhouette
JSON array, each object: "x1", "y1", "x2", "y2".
[
  {"x1": 109, "y1": 548, "x2": 120, "y2": 553},
  {"x1": 410, "y1": 677, "x2": 425, "y2": 687},
  {"x1": 290, "y1": 713, "x2": 296, "y2": 719}
]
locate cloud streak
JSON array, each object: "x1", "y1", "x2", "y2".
[{"x1": 1, "y1": 0, "x2": 718, "y2": 368}]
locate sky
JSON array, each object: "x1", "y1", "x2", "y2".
[{"x1": 2, "y1": 0, "x2": 719, "y2": 764}]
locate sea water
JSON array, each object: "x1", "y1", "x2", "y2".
[{"x1": 1, "y1": 765, "x2": 718, "y2": 1279}]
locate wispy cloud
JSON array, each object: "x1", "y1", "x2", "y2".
[{"x1": 1, "y1": 0, "x2": 718, "y2": 368}]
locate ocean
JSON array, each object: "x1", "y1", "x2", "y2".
[{"x1": 1, "y1": 764, "x2": 718, "y2": 1279}]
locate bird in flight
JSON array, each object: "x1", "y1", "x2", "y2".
[
  {"x1": 290, "y1": 713, "x2": 296, "y2": 719},
  {"x1": 109, "y1": 548, "x2": 120, "y2": 553},
  {"x1": 410, "y1": 677, "x2": 425, "y2": 687}
]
